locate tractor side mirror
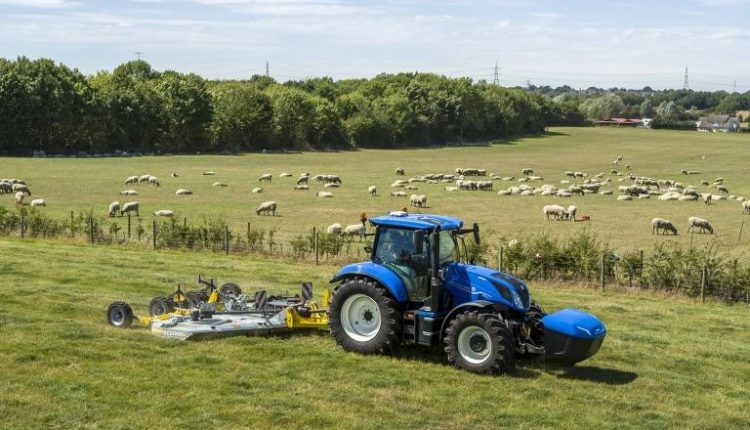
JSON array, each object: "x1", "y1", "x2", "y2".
[
  {"x1": 414, "y1": 230, "x2": 425, "y2": 254},
  {"x1": 472, "y1": 223, "x2": 480, "y2": 245}
]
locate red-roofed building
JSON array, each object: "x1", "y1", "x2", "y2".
[{"x1": 595, "y1": 117, "x2": 644, "y2": 127}]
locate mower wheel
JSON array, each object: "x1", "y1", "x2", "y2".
[
  {"x1": 220, "y1": 282, "x2": 242, "y2": 297},
  {"x1": 185, "y1": 290, "x2": 208, "y2": 308},
  {"x1": 444, "y1": 310, "x2": 515, "y2": 374},
  {"x1": 107, "y1": 301, "x2": 134, "y2": 328},
  {"x1": 149, "y1": 296, "x2": 175, "y2": 316},
  {"x1": 328, "y1": 277, "x2": 402, "y2": 354}
]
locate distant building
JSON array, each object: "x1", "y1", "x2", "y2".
[
  {"x1": 696, "y1": 115, "x2": 741, "y2": 132},
  {"x1": 595, "y1": 117, "x2": 643, "y2": 127}
]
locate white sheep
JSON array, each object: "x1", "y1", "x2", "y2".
[
  {"x1": 522, "y1": 168, "x2": 534, "y2": 175},
  {"x1": 687, "y1": 217, "x2": 713, "y2": 234},
  {"x1": 343, "y1": 224, "x2": 366, "y2": 238},
  {"x1": 153, "y1": 209, "x2": 174, "y2": 217},
  {"x1": 742, "y1": 201, "x2": 750, "y2": 215},
  {"x1": 121, "y1": 201, "x2": 140, "y2": 217},
  {"x1": 125, "y1": 176, "x2": 139, "y2": 185},
  {"x1": 410, "y1": 194, "x2": 427, "y2": 208},
  {"x1": 12, "y1": 184, "x2": 31, "y2": 196},
  {"x1": 368, "y1": 185, "x2": 377, "y2": 196},
  {"x1": 445, "y1": 186, "x2": 459, "y2": 192},
  {"x1": 395, "y1": 167, "x2": 405, "y2": 176},
  {"x1": 542, "y1": 205, "x2": 566, "y2": 220},
  {"x1": 567, "y1": 205, "x2": 577, "y2": 221},
  {"x1": 259, "y1": 173, "x2": 272, "y2": 182},
  {"x1": 120, "y1": 189, "x2": 138, "y2": 196},
  {"x1": 617, "y1": 195, "x2": 632, "y2": 201},
  {"x1": 213, "y1": 182, "x2": 227, "y2": 187},
  {"x1": 293, "y1": 185, "x2": 309, "y2": 190},
  {"x1": 148, "y1": 176, "x2": 160, "y2": 187},
  {"x1": 317, "y1": 191, "x2": 334, "y2": 198},
  {"x1": 138, "y1": 175, "x2": 151, "y2": 184},
  {"x1": 280, "y1": 172, "x2": 292, "y2": 177},
  {"x1": 30, "y1": 198, "x2": 46, "y2": 207},
  {"x1": 14, "y1": 192, "x2": 25, "y2": 205},
  {"x1": 327, "y1": 223, "x2": 342, "y2": 234},
  {"x1": 108, "y1": 201, "x2": 121, "y2": 217},
  {"x1": 203, "y1": 171, "x2": 217, "y2": 176},
  {"x1": 256, "y1": 201, "x2": 277, "y2": 216},
  {"x1": 171, "y1": 172, "x2": 179, "y2": 178},
  {"x1": 652, "y1": 218, "x2": 677, "y2": 235},
  {"x1": 324, "y1": 183, "x2": 340, "y2": 188},
  {"x1": 175, "y1": 189, "x2": 193, "y2": 195},
  {"x1": 252, "y1": 187, "x2": 263, "y2": 193},
  {"x1": 391, "y1": 191, "x2": 407, "y2": 197}
]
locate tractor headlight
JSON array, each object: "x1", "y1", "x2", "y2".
[{"x1": 490, "y1": 279, "x2": 524, "y2": 309}]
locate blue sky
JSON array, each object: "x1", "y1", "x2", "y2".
[{"x1": 1, "y1": 0, "x2": 748, "y2": 91}]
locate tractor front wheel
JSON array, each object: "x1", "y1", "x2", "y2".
[
  {"x1": 444, "y1": 311, "x2": 515, "y2": 374},
  {"x1": 328, "y1": 277, "x2": 402, "y2": 354}
]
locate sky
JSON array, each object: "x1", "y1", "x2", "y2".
[{"x1": 0, "y1": 0, "x2": 748, "y2": 91}]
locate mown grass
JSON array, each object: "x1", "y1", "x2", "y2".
[
  {"x1": 1, "y1": 238, "x2": 749, "y2": 429},
  {"x1": 1, "y1": 127, "x2": 749, "y2": 254}
]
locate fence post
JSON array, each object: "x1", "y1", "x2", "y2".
[
  {"x1": 224, "y1": 225, "x2": 230, "y2": 255},
  {"x1": 20, "y1": 212, "x2": 25, "y2": 239},
  {"x1": 314, "y1": 227, "x2": 320, "y2": 265},
  {"x1": 70, "y1": 211, "x2": 74, "y2": 238},
  {"x1": 498, "y1": 246, "x2": 504, "y2": 272},
  {"x1": 739, "y1": 221, "x2": 745, "y2": 245},
  {"x1": 599, "y1": 253, "x2": 606, "y2": 291},
  {"x1": 127, "y1": 214, "x2": 131, "y2": 239},
  {"x1": 700, "y1": 265, "x2": 707, "y2": 303},
  {"x1": 152, "y1": 220, "x2": 157, "y2": 249}
]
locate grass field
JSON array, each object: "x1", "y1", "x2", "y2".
[
  {"x1": 1, "y1": 238, "x2": 749, "y2": 429},
  {"x1": 2, "y1": 127, "x2": 749, "y2": 253}
]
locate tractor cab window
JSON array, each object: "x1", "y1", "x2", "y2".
[
  {"x1": 374, "y1": 228, "x2": 429, "y2": 297},
  {"x1": 438, "y1": 230, "x2": 458, "y2": 265}
]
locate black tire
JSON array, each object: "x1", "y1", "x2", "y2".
[
  {"x1": 185, "y1": 290, "x2": 208, "y2": 307},
  {"x1": 149, "y1": 296, "x2": 175, "y2": 316},
  {"x1": 220, "y1": 282, "x2": 242, "y2": 297},
  {"x1": 444, "y1": 310, "x2": 515, "y2": 374},
  {"x1": 107, "y1": 301, "x2": 134, "y2": 328},
  {"x1": 327, "y1": 277, "x2": 402, "y2": 354}
]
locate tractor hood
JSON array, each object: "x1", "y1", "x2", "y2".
[{"x1": 444, "y1": 264, "x2": 530, "y2": 312}]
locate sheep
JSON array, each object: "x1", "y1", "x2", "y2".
[
  {"x1": 701, "y1": 180, "x2": 710, "y2": 186},
  {"x1": 391, "y1": 180, "x2": 408, "y2": 188},
  {"x1": 617, "y1": 195, "x2": 632, "y2": 201},
  {"x1": 120, "y1": 202, "x2": 140, "y2": 217},
  {"x1": 599, "y1": 190, "x2": 613, "y2": 195},
  {"x1": 0, "y1": 182, "x2": 11, "y2": 194},
  {"x1": 368, "y1": 185, "x2": 377, "y2": 196},
  {"x1": 327, "y1": 223, "x2": 343, "y2": 234},
  {"x1": 717, "y1": 185, "x2": 729, "y2": 194},
  {"x1": 212, "y1": 182, "x2": 227, "y2": 187},
  {"x1": 148, "y1": 176, "x2": 160, "y2": 187},
  {"x1": 171, "y1": 172, "x2": 179, "y2": 178},
  {"x1": 202, "y1": 171, "x2": 217, "y2": 176},
  {"x1": 293, "y1": 185, "x2": 309, "y2": 190},
  {"x1": 556, "y1": 190, "x2": 573, "y2": 198},
  {"x1": 445, "y1": 186, "x2": 459, "y2": 192},
  {"x1": 395, "y1": 167, "x2": 405, "y2": 176},
  {"x1": 153, "y1": 209, "x2": 174, "y2": 217},
  {"x1": 108, "y1": 201, "x2": 121, "y2": 217},
  {"x1": 259, "y1": 173, "x2": 272, "y2": 182},
  {"x1": 12, "y1": 184, "x2": 31, "y2": 196},
  {"x1": 120, "y1": 189, "x2": 138, "y2": 195},
  {"x1": 317, "y1": 191, "x2": 334, "y2": 198},
  {"x1": 522, "y1": 168, "x2": 534, "y2": 175},
  {"x1": 652, "y1": 218, "x2": 678, "y2": 235},
  {"x1": 15, "y1": 192, "x2": 25, "y2": 205},
  {"x1": 410, "y1": 194, "x2": 427, "y2": 208},
  {"x1": 324, "y1": 183, "x2": 340, "y2": 188},
  {"x1": 343, "y1": 224, "x2": 366, "y2": 238},
  {"x1": 125, "y1": 176, "x2": 139, "y2": 185},
  {"x1": 296, "y1": 176, "x2": 309, "y2": 185},
  {"x1": 639, "y1": 194, "x2": 651, "y2": 199},
  {"x1": 175, "y1": 189, "x2": 193, "y2": 195},
  {"x1": 256, "y1": 201, "x2": 277, "y2": 216},
  {"x1": 542, "y1": 205, "x2": 566, "y2": 220},
  {"x1": 30, "y1": 198, "x2": 46, "y2": 207},
  {"x1": 280, "y1": 172, "x2": 292, "y2": 178},
  {"x1": 252, "y1": 187, "x2": 263, "y2": 193},
  {"x1": 497, "y1": 189, "x2": 511, "y2": 196},
  {"x1": 138, "y1": 174, "x2": 151, "y2": 183},
  {"x1": 702, "y1": 193, "x2": 713, "y2": 205},
  {"x1": 743, "y1": 201, "x2": 750, "y2": 215},
  {"x1": 567, "y1": 205, "x2": 577, "y2": 221},
  {"x1": 391, "y1": 191, "x2": 407, "y2": 197},
  {"x1": 687, "y1": 217, "x2": 713, "y2": 234}
]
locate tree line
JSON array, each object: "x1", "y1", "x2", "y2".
[{"x1": 0, "y1": 57, "x2": 556, "y2": 155}]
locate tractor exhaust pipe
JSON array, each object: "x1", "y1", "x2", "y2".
[{"x1": 429, "y1": 227, "x2": 442, "y2": 313}]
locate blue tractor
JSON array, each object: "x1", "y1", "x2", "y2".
[{"x1": 327, "y1": 212, "x2": 606, "y2": 374}]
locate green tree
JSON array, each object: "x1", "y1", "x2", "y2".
[
  {"x1": 209, "y1": 83, "x2": 273, "y2": 152},
  {"x1": 155, "y1": 71, "x2": 212, "y2": 153},
  {"x1": 579, "y1": 95, "x2": 625, "y2": 121}
]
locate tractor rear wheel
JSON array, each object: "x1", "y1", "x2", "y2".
[
  {"x1": 107, "y1": 301, "x2": 134, "y2": 328},
  {"x1": 149, "y1": 296, "x2": 175, "y2": 316},
  {"x1": 220, "y1": 282, "x2": 242, "y2": 297},
  {"x1": 444, "y1": 311, "x2": 515, "y2": 374},
  {"x1": 328, "y1": 277, "x2": 402, "y2": 354}
]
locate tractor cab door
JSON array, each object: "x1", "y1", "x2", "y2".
[{"x1": 373, "y1": 227, "x2": 430, "y2": 299}]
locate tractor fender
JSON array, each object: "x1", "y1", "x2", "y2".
[
  {"x1": 439, "y1": 300, "x2": 496, "y2": 339},
  {"x1": 329, "y1": 262, "x2": 409, "y2": 303}
]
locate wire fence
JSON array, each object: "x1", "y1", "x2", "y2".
[{"x1": 2, "y1": 206, "x2": 749, "y2": 304}]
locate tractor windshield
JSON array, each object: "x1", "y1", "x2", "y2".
[
  {"x1": 438, "y1": 230, "x2": 458, "y2": 265},
  {"x1": 373, "y1": 228, "x2": 429, "y2": 298}
]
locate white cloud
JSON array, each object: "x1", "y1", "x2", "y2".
[{"x1": 0, "y1": 0, "x2": 80, "y2": 8}]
